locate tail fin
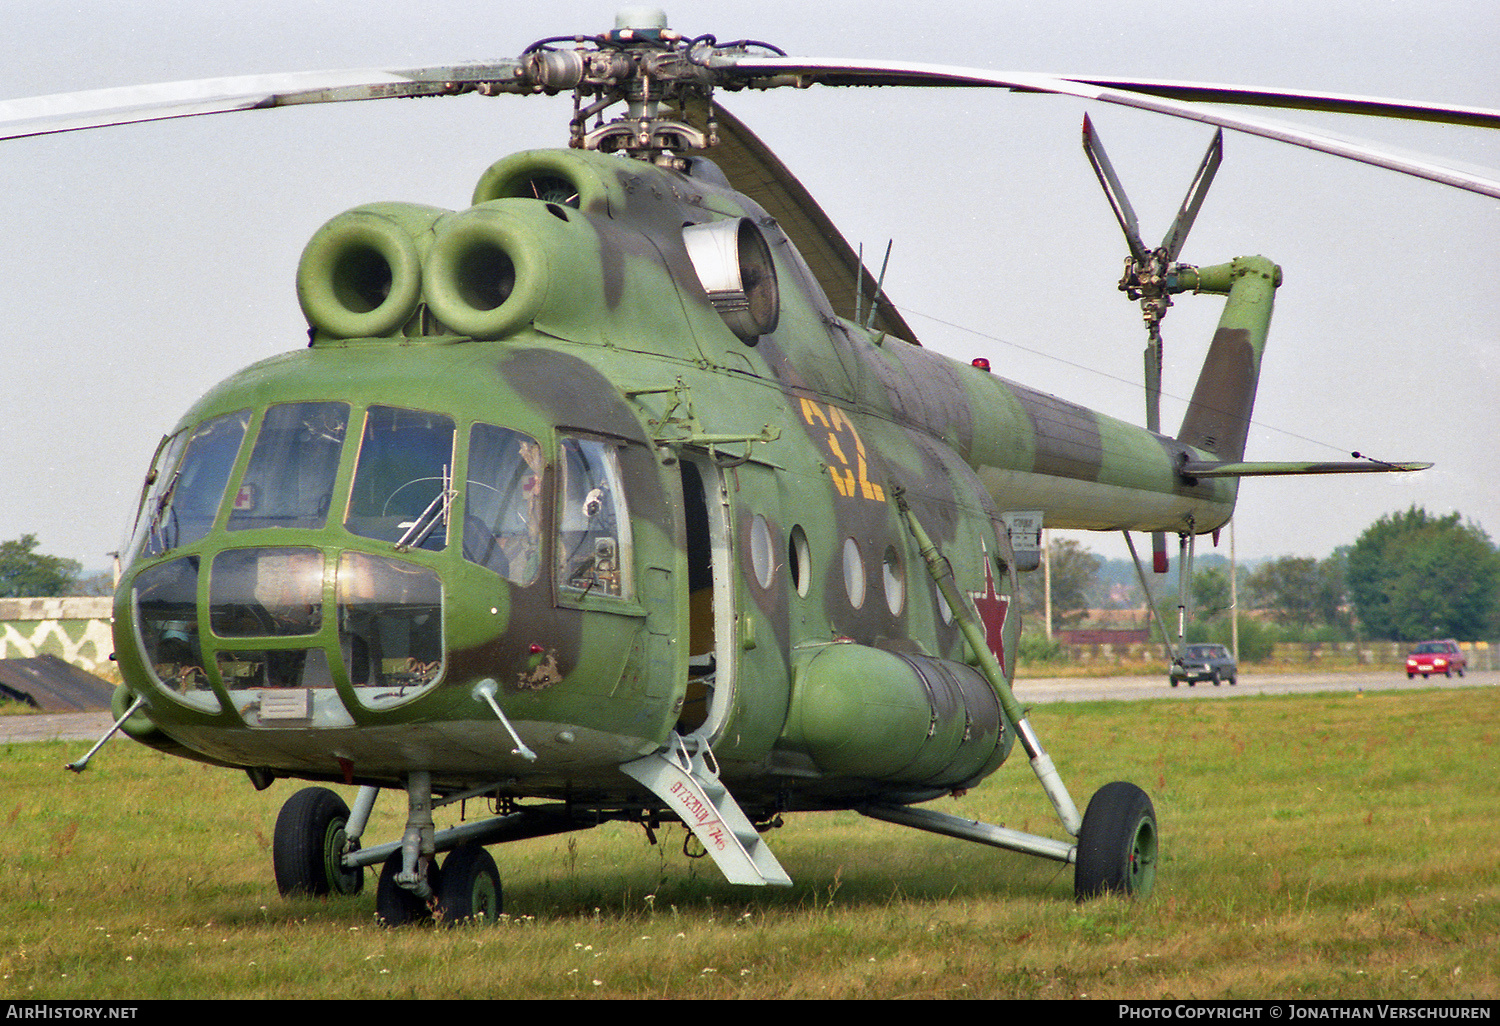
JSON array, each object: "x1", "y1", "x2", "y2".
[{"x1": 1175, "y1": 257, "x2": 1280, "y2": 463}]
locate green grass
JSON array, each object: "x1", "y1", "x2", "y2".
[{"x1": 2, "y1": 688, "x2": 1496, "y2": 999}]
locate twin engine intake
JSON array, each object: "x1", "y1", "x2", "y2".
[
  {"x1": 296, "y1": 191, "x2": 563, "y2": 343},
  {"x1": 296, "y1": 150, "x2": 779, "y2": 344}
]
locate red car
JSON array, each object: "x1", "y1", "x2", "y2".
[{"x1": 1406, "y1": 639, "x2": 1467, "y2": 679}]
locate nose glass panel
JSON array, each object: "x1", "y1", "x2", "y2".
[
  {"x1": 209, "y1": 547, "x2": 323, "y2": 638},
  {"x1": 132, "y1": 556, "x2": 218, "y2": 713},
  {"x1": 337, "y1": 551, "x2": 444, "y2": 710}
]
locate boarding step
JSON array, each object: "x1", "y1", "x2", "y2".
[{"x1": 619, "y1": 735, "x2": 791, "y2": 887}]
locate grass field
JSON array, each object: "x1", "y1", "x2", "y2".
[{"x1": 2, "y1": 687, "x2": 1496, "y2": 1000}]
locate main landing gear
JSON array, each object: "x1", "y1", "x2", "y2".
[{"x1": 1073, "y1": 781, "x2": 1158, "y2": 900}]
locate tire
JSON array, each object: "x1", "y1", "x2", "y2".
[
  {"x1": 273, "y1": 787, "x2": 363, "y2": 898},
  {"x1": 1075, "y1": 781, "x2": 1158, "y2": 901},
  {"x1": 1211, "y1": 672, "x2": 1221, "y2": 687},
  {"x1": 1169, "y1": 679, "x2": 1179, "y2": 688},
  {"x1": 1229, "y1": 676, "x2": 1237, "y2": 686},
  {"x1": 440, "y1": 844, "x2": 503, "y2": 926},
  {"x1": 376, "y1": 851, "x2": 442, "y2": 927}
]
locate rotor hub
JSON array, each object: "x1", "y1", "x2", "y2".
[{"x1": 518, "y1": 11, "x2": 784, "y2": 162}]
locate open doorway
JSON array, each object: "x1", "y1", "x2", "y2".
[{"x1": 677, "y1": 458, "x2": 730, "y2": 736}]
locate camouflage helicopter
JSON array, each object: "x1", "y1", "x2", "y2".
[{"x1": 10, "y1": 8, "x2": 1494, "y2": 924}]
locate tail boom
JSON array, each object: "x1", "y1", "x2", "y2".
[{"x1": 965, "y1": 256, "x2": 1280, "y2": 535}]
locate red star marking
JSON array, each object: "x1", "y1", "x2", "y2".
[{"x1": 969, "y1": 557, "x2": 1010, "y2": 668}]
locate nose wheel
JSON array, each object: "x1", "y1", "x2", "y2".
[
  {"x1": 375, "y1": 851, "x2": 443, "y2": 926},
  {"x1": 272, "y1": 787, "x2": 364, "y2": 897},
  {"x1": 438, "y1": 843, "x2": 503, "y2": 924},
  {"x1": 375, "y1": 845, "x2": 503, "y2": 927}
]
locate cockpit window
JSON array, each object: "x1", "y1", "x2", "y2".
[
  {"x1": 556, "y1": 436, "x2": 633, "y2": 599},
  {"x1": 132, "y1": 411, "x2": 250, "y2": 560},
  {"x1": 345, "y1": 406, "x2": 456, "y2": 552},
  {"x1": 228, "y1": 403, "x2": 349, "y2": 532},
  {"x1": 464, "y1": 424, "x2": 544, "y2": 586}
]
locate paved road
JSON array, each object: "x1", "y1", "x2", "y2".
[
  {"x1": 1014, "y1": 668, "x2": 1497, "y2": 703},
  {"x1": 1, "y1": 709, "x2": 116, "y2": 743},
  {"x1": 5, "y1": 670, "x2": 1494, "y2": 745}
]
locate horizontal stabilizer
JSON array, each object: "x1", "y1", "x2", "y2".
[{"x1": 1180, "y1": 459, "x2": 1432, "y2": 479}]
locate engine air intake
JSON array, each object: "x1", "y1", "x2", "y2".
[
  {"x1": 296, "y1": 204, "x2": 444, "y2": 338},
  {"x1": 423, "y1": 206, "x2": 547, "y2": 340}
]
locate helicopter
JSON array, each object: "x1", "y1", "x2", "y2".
[{"x1": 7, "y1": 8, "x2": 1495, "y2": 924}]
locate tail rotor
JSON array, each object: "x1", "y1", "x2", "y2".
[{"x1": 1082, "y1": 114, "x2": 1223, "y2": 571}]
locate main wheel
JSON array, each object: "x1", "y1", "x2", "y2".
[
  {"x1": 273, "y1": 787, "x2": 363, "y2": 897},
  {"x1": 440, "y1": 844, "x2": 503, "y2": 926},
  {"x1": 376, "y1": 851, "x2": 442, "y2": 927},
  {"x1": 1075, "y1": 781, "x2": 1158, "y2": 901}
]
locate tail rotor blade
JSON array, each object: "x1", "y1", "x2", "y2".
[
  {"x1": 1082, "y1": 114, "x2": 1150, "y2": 265},
  {"x1": 1160, "y1": 128, "x2": 1223, "y2": 264}
]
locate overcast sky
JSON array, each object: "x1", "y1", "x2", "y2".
[{"x1": 2, "y1": 0, "x2": 1496, "y2": 574}]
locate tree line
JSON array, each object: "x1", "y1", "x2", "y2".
[
  {"x1": 0, "y1": 535, "x2": 112, "y2": 598},
  {"x1": 1016, "y1": 505, "x2": 1500, "y2": 643}
]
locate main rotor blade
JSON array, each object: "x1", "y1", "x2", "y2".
[
  {"x1": 1056, "y1": 77, "x2": 1500, "y2": 131},
  {"x1": 717, "y1": 57, "x2": 1500, "y2": 199},
  {"x1": 1160, "y1": 128, "x2": 1222, "y2": 265},
  {"x1": 1081, "y1": 114, "x2": 1150, "y2": 266},
  {"x1": 0, "y1": 62, "x2": 525, "y2": 141}
]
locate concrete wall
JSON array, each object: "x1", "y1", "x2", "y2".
[{"x1": 0, "y1": 597, "x2": 115, "y2": 675}]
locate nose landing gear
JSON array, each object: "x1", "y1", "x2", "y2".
[{"x1": 272, "y1": 780, "x2": 507, "y2": 927}]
